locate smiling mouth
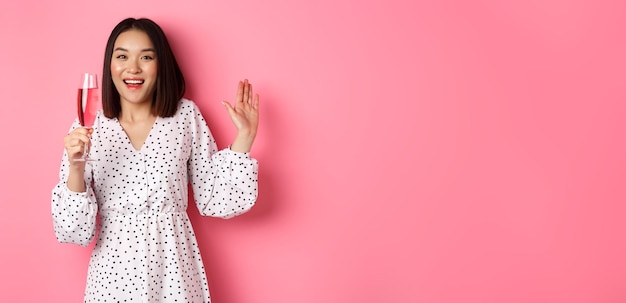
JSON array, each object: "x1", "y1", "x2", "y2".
[{"x1": 124, "y1": 79, "x2": 144, "y2": 85}]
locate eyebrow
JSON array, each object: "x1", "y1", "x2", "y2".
[{"x1": 113, "y1": 47, "x2": 156, "y2": 52}]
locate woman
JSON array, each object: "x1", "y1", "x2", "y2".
[{"x1": 52, "y1": 17, "x2": 259, "y2": 302}]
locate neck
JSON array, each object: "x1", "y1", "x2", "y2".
[{"x1": 119, "y1": 102, "x2": 155, "y2": 123}]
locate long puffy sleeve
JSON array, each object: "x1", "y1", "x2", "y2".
[
  {"x1": 186, "y1": 102, "x2": 258, "y2": 218},
  {"x1": 51, "y1": 120, "x2": 98, "y2": 246}
]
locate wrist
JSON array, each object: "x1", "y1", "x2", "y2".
[
  {"x1": 230, "y1": 134, "x2": 255, "y2": 153},
  {"x1": 69, "y1": 161, "x2": 86, "y2": 171}
]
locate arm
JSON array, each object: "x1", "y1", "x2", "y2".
[
  {"x1": 51, "y1": 120, "x2": 98, "y2": 246},
  {"x1": 187, "y1": 102, "x2": 259, "y2": 218}
]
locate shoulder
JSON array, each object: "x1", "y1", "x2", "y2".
[
  {"x1": 176, "y1": 98, "x2": 202, "y2": 115},
  {"x1": 95, "y1": 110, "x2": 115, "y2": 125},
  {"x1": 170, "y1": 99, "x2": 208, "y2": 127},
  {"x1": 178, "y1": 98, "x2": 196, "y2": 108}
]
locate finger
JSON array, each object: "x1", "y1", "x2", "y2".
[
  {"x1": 236, "y1": 81, "x2": 244, "y2": 106},
  {"x1": 222, "y1": 100, "x2": 245, "y2": 129},
  {"x1": 254, "y1": 93, "x2": 260, "y2": 110},
  {"x1": 247, "y1": 82, "x2": 254, "y2": 106},
  {"x1": 242, "y1": 79, "x2": 250, "y2": 105},
  {"x1": 66, "y1": 139, "x2": 86, "y2": 158},
  {"x1": 70, "y1": 129, "x2": 93, "y2": 143},
  {"x1": 71, "y1": 128, "x2": 90, "y2": 136},
  {"x1": 65, "y1": 135, "x2": 91, "y2": 152},
  {"x1": 222, "y1": 100, "x2": 236, "y2": 116},
  {"x1": 73, "y1": 133, "x2": 91, "y2": 144},
  {"x1": 65, "y1": 139, "x2": 87, "y2": 153},
  {"x1": 68, "y1": 145, "x2": 85, "y2": 158}
]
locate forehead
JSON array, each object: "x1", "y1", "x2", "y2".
[{"x1": 113, "y1": 29, "x2": 154, "y2": 50}]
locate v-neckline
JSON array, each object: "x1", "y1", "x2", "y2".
[{"x1": 115, "y1": 116, "x2": 159, "y2": 152}]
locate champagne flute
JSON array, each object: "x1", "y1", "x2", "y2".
[{"x1": 75, "y1": 73, "x2": 101, "y2": 162}]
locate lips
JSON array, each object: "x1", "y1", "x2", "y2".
[{"x1": 123, "y1": 79, "x2": 144, "y2": 86}]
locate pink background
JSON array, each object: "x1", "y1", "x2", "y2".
[{"x1": 1, "y1": 0, "x2": 625, "y2": 302}]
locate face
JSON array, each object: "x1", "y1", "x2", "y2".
[{"x1": 110, "y1": 29, "x2": 158, "y2": 107}]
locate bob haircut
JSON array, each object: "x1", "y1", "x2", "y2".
[{"x1": 102, "y1": 18, "x2": 185, "y2": 118}]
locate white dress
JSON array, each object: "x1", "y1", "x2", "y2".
[{"x1": 52, "y1": 99, "x2": 258, "y2": 302}]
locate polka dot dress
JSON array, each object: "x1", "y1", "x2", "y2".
[{"x1": 52, "y1": 99, "x2": 258, "y2": 302}]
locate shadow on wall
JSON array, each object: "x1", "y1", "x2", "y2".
[{"x1": 184, "y1": 85, "x2": 287, "y2": 301}]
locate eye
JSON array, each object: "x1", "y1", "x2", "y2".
[
  {"x1": 115, "y1": 54, "x2": 127, "y2": 59},
  {"x1": 141, "y1": 55, "x2": 154, "y2": 60}
]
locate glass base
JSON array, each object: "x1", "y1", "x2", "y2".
[
  {"x1": 73, "y1": 157, "x2": 97, "y2": 162},
  {"x1": 73, "y1": 141, "x2": 97, "y2": 162}
]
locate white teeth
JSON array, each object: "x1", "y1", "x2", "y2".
[{"x1": 124, "y1": 79, "x2": 144, "y2": 84}]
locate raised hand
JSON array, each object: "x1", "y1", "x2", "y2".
[{"x1": 222, "y1": 79, "x2": 260, "y2": 153}]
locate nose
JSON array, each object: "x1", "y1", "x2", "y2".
[{"x1": 127, "y1": 59, "x2": 142, "y2": 74}]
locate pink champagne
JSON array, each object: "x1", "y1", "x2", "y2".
[{"x1": 77, "y1": 88, "x2": 99, "y2": 126}]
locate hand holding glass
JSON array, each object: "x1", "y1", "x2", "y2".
[{"x1": 75, "y1": 73, "x2": 101, "y2": 162}]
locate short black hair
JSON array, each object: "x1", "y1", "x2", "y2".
[{"x1": 102, "y1": 18, "x2": 185, "y2": 118}]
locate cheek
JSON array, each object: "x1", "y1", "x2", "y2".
[
  {"x1": 146, "y1": 64, "x2": 158, "y2": 78},
  {"x1": 110, "y1": 63, "x2": 123, "y2": 77}
]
